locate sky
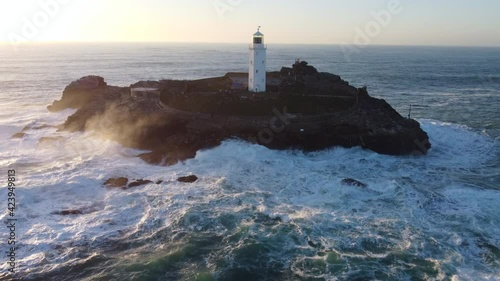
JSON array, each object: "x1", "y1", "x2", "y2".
[{"x1": 0, "y1": 0, "x2": 499, "y2": 47}]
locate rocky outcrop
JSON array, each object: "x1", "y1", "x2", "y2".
[
  {"x1": 11, "y1": 124, "x2": 59, "y2": 139},
  {"x1": 177, "y1": 175, "x2": 199, "y2": 183},
  {"x1": 104, "y1": 177, "x2": 163, "y2": 190},
  {"x1": 48, "y1": 76, "x2": 107, "y2": 112},
  {"x1": 50, "y1": 62, "x2": 431, "y2": 166},
  {"x1": 104, "y1": 177, "x2": 128, "y2": 188}
]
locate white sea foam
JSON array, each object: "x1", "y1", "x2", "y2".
[{"x1": 0, "y1": 116, "x2": 499, "y2": 279}]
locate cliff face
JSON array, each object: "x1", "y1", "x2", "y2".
[
  {"x1": 48, "y1": 76, "x2": 107, "y2": 112},
  {"x1": 47, "y1": 62, "x2": 431, "y2": 165}
]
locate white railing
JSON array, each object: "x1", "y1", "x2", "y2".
[{"x1": 249, "y1": 44, "x2": 267, "y2": 50}]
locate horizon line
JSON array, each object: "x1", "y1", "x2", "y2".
[{"x1": 1, "y1": 41, "x2": 500, "y2": 49}]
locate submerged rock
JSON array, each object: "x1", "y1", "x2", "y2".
[
  {"x1": 38, "y1": 136, "x2": 65, "y2": 144},
  {"x1": 23, "y1": 124, "x2": 57, "y2": 131},
  {"x1": 341, "y1": 178, "x2": 368, "y2": 188},
  {"x1": 177, "y1": 175, "x2": 198, "y2": 183},
  {"x1": 12, "y1": 124, "x2": 58, "y2": 139},
  {"x1": 52, "y1": 205, "x2": 102, "y2": 215},
  {"x1": 127, "y1": 179, "x2": 153, "y2": 189},
  {"x1": 53, "y1": 210, "x2": 83, "y2": 215},
  {"x1": 252, "y1": 213, "x2": 282, "y2": 226},
  {"x1": 12, "y1": 132, "x2": 26, "y2": 139},
  {"x1": 306, "y1": 236, "x2": 322, "y2": 249}
]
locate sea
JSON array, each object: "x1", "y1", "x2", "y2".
[{"x1": 0, "y1": 43, "x2": 499, "y2": 281}]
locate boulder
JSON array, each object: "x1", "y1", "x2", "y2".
[
  {"x1": 177, "y1": 175, "x2": 198, "y2": 183},
  {"x1": 104, "y1": 177, "x2": 128, "y2": 188}
]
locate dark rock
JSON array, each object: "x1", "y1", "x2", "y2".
[
  {"x1": 51, "y1": 62, "x2": 431, "y2": 165},
  {"x1": 306, "y1": 236, "x2": 322, "y2": 248},
  {"x1": 52, "y1": 204, "x2": 101, "y2": 215},
  {"x1": 341, "y1": 178, "x2": 368, "y2": 188},
  {"x1": 308, "y1": 240, "x2": 319, "y2": 248},
  {"x1": 104, "y1": 177, "x2": 128, "y2": 188},
  {"x1": 48, "y1": 76, "x2": 107, "y2": 112},
  {"x1": 293, "y1": 60, "x2": 319, "y2": 75},
  {"x1": 12, "y1": 124, "x2": 57, "y2": 139},
  {"x1": 177, "y1": 175, "x2": 198, "y2": 183},
  {"x1": 156, "y1": 180, "x2": 163, "y2": 184},
  {"x1": 253, "y1": 213, "x2": 282, "y2": 226},
  {"x1": 138, "y1": 133, "x2": 221, "y2": 166},
  {"x1": 139, "y1": 151, "x2": 186, "y2": 166},
  {"x1": 12, "y1": 132, "x2": 26, "y2": 139},
  {"x1": 22, "y1": 124, "x2": 57, "y2": 131},
  {"x1": 53, "y1": 210, "x2": 83, "y2": 215},
  {"x1": 127, "y1": 179, "x2": 153, "y2": 189}
]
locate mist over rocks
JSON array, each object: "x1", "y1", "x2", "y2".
[
  {"x1": 11, "y1": 132, "x2": 26, "y2": 139},
  {"x1": 48, "y1": 76, "x2": 107, "y2": 112},
  {"x1": 49, "y1": 62, "x2": 431, "y2": 165}
]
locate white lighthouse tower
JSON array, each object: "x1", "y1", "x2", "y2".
[{"x1": 248, "y1": 26, "x2": 267, "y2": 92}]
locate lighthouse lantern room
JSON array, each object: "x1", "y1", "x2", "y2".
[{"x1": 249, "y1": 26, "x2": 267, "y2": 92}]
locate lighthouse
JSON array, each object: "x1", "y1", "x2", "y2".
[{"x1": 249, "y1": 27, "x2": 267, "y2": 92}]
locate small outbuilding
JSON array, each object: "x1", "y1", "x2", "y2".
[{"x1": 130, "y1": 87, "x2": 160, "y2": 99}]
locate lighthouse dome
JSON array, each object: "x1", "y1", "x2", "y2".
[{"x1": 253, "y1": 31, "x2": 263, "y2": 37}]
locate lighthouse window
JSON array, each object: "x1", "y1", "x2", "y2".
[
  {"x1": 251, "y1": 60, "x2": 253, "y2": 65},
  {"x1": 256, "y1": 70, "x2": 258, "y2": 73},
  {"x1": 254, "y1": 37, "x2": 262, "y2": 44}
]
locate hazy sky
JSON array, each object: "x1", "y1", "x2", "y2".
[{"x1": 1, "y1": 0, "x2": 499, "y2": 46}]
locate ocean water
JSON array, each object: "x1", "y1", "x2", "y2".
[{"x1": 0, "y1": 43, "x2": 499, "y2": 281}]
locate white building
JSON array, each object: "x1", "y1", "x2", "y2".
[{"x1": 248, "y1": 27, "x2": 267, "y2": 92}]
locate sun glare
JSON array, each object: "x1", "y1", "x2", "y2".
[{"x1": 1, "y1": 1, "x2": 39, "y2": 15}]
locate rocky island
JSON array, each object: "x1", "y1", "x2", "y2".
[{"x1": 44, "y1": 60, "x2": 431, "y2": 165}]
